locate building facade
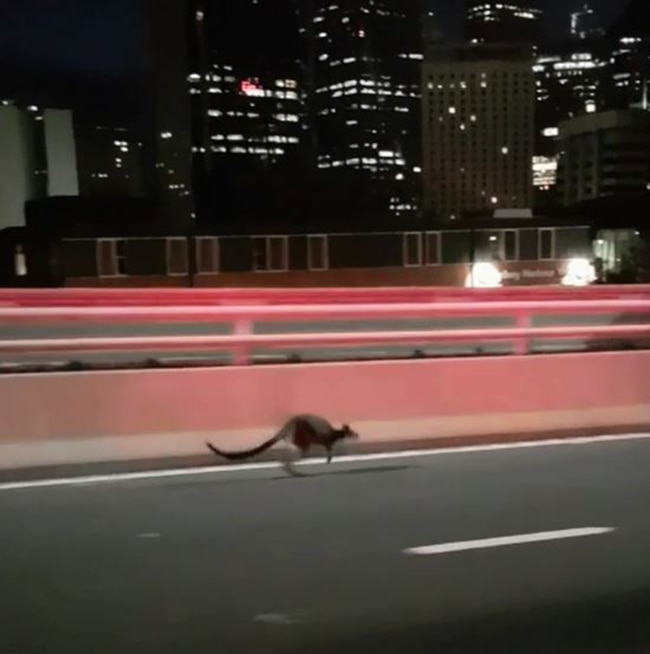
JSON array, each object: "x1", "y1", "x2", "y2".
[
  {"x1": 532, "y1": 42, "x2": 605, "y2": 204},
  {"x1": 534, "y1": 45, "x2": 603, "y2": 150},
  {"x1": 557, "y1": 109, "x2": 650, "y2": 206},
  {"x1": 188, "y1": 0, "x2": 305, "y2": 175},
  {"x1": 302, "y1": 0, "x2": 423, "y2": 217},
  {"x1": 188, "y1": 64, "x2": 303, "y2": 167},
  {"x1": 54, "y1": 221, "x2": 592, "y2": 289},
  {"x1": 601, "y1": 0, "x2": 650, "y2": 113},
  {"x1": 465, "y1": 0, "x2": 543, "y2": 45},
  {"x1": 422, "y1": 44, "x2": 535, "y2": 220}
]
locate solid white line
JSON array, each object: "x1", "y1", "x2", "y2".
[
  {"x1": 0, "y1": 432, "x2": 649, "y2": 492},
  {"x1": 404, "y1": 527, "x2": 616, "y2": 556}
]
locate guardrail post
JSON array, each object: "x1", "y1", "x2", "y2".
[
  {"x1": 514, "y1": 312, "x2": 529, "y2": 355},
  {"x1": 232, "y1": 319, "x2": 252, "y2": 365}
]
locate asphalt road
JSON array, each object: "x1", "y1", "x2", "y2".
[
  {"x1": 2, "y1": 437, "x2": 650, "y2": 653},
  {"x1": 3, "y1": 312, "x2": 649, "y2": 368}
]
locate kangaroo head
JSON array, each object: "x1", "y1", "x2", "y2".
[{"x1": 340, "y1": 423, "x2": 360, "y2": 440}]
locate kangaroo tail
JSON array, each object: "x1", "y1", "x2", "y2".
[{"x1": 206, "y1": 434, "x2": 281, "y2": 462}]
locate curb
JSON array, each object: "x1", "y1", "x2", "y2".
[{"x1": 0, "y1": 423, "x2": 647, "y2": 485}]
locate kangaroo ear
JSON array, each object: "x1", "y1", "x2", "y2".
[{"x1": 342, "y1": 423, "x2": 350, "y2": 431}]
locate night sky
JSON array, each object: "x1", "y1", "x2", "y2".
[{"x1": 0, "y1": 0, "x2": 627, "y2": 76}]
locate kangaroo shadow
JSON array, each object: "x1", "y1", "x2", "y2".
[{"x1": 271, "y1": 464, "x2": 415, "y2": 481}]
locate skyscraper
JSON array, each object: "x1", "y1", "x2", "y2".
[
  {"x1": 531, "y1": 43, "x2": 604, "y2": 203},
  {"x1": 534, "y1": 44, "x2": 604, "y2": 150},
  {"x1": 602, "y1": 0, "x2": 650, "y2": 113},
  {"x1": 302, "y1": 0, "x2": 423, "y2": 217},
  {"x1": 422, "y1": 44, "x2": 535, "y2": 219},
  {"x1": 465, "y1": 1, "x2": 543, "y2": 45},
  {"x1": 189, "y1": 0, "x2": 304, "y2": 176}
]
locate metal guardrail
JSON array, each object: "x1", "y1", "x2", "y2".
[
  {"x1": 0, "y1": 325, "x2": 648, "y2": 355},
  {"x1": 2, "y1": 299, "x2": 650, "y2": 322},
  {"x1": 0, "y1": 285, "x2": 649, "y2": 307},
  {"x1": 1, "y1": 300, "x2": 650, "y2": 364}
]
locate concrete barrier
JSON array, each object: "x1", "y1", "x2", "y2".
[{"x1": 0, "y1": 350, "x2": 648, "y2": 471}]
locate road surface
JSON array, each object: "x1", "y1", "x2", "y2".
[
  {"x1": 3, "y1": 311, "x2": 648, "y2": 368},
  {"x1": 1, "y1": 435, "x2": 650, "y2": 653}
]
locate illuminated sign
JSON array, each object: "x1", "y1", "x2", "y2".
[
  {"x1": 240, "y1": 80, "x2": 262, "y2": 95},
  {"x1": 532, "y1": 155, "x2": 558, "y2": 188}
]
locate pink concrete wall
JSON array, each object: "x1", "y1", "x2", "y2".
[{"x1": 0, "y1": 351, "x2": 648, "y2": 469}]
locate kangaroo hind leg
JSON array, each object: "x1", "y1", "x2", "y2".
[{"x1": 279, "y1": 445, "x2": 305, "y2": 477}]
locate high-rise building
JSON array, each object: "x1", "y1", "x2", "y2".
[
  {"x1": 188, "y1": 65, "x2": 302, "y2": 165},
  {"x1": 601, "y1": 0, "x2": 650, "y2": 112},
  {"x1": 188, "y1": 0, "x2": 305, "y2": 176},
  {"x1": 422, "y1": 44, "x2": 535, "y2": 219},
  {"x1": 532, "y1": 41, "x2": 606, "y2": 204},
  {"x1": 534, "y1": 46, "x2": 603, "y2": 146},
  {"x1": 532, "y1": 42, "x2": 605, "y2": 201},
  {"x1": 302, "y1": 0, "x2": 423, "y2": 217},
  {"x1": 557, "y1": 109, "x2": 650, "y2": 206},
  {"x1": 465, "y1": 1, "x2": 543, "y2": 45}
]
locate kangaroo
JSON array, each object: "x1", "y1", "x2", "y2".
[{"x1": 206, "y1": 414, "x2": 359, "y2": 475}]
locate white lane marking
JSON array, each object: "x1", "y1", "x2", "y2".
[
  {"x1": 137, "y1": 532, "x2": 161, "y2": 539},
  {"x1": 0, "y1": 432, "x2": 649, "y2": 492},
  {"x1": 404, "y1": 527, "x2": 616, "y2": 556}
]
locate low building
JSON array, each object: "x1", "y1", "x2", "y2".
[{"x1": 5, "y1": 211, "x2": 594, "y2": 289}]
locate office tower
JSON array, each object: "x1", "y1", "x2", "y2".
[
  {"x1": 465, "y1": 0, "x2": 543, "y2": 45},
  {"x1": 303, "y1": 0, "x2": 424, "y2": 217},
  {"x1": 422, "y1": 44, "x2": 535, "y2": 219},
  {"x1": 189, "y1": 0, "x2": 304, "y2": 176},
  {"x1": 557, "y1": 109, "x2": 650, "y2": 206},
  {"x1": 534, "y1": 43, "x2": 604, "y2": 161},
  {"x1": 603, "y1": 0, "x2": 650, "y2": 112},
  {"x1": 532, "y1": 43, "x2": 604, "y2": 203}
]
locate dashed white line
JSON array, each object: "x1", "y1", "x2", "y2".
[
  {"x1": 0, "y1": 432, "x2": 649, "y2": 492},
  {"x1": 254, "y1": 613, "x2": 301, "y2": 625},
  {"x1": 404, "y1": 527, "x2": 616, "y2": 556}
]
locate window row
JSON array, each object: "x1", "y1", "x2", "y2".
[
  {"x1": 94, "y1": 236, "x2": 330, "y2": 278},
  {"x1": 61, "y1": 228, "x2": 590, "y2": 280}
]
